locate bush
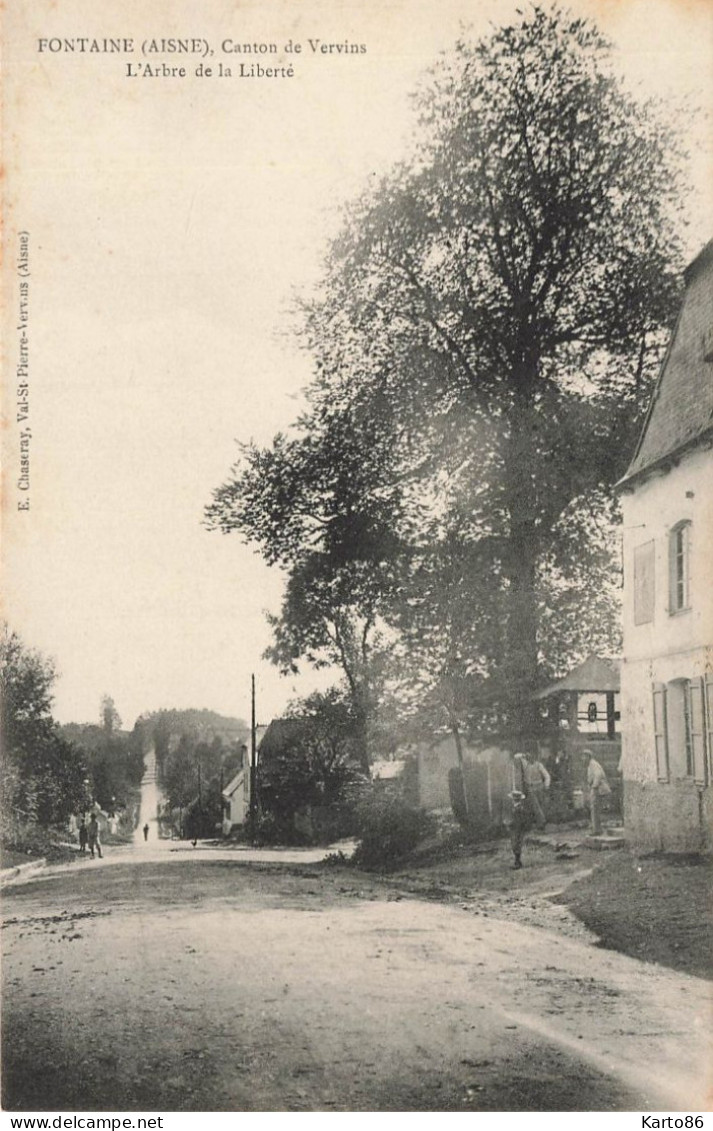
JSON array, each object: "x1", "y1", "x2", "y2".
[
  {"x1": 251, "y1": 810, "x2": 310, "y2": 846},
  {"x1": 1, "y1": 820, "x2": 76, "y2": 864},
  {"x1": 352, "y1": 789, "x2": 434, "y2": 870}
]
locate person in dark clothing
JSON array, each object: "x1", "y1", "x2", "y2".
[
  {"x1": 143, "y1": 823, "x2": 149, "y2": 841},
  {"x1": 509, "y1": 790, "x2": 533, "y2": 869},
  {"x1": 87, "y1": 814, "x2": 102, "y2": 859},
  {"x1": 513, "y1": 751, "x2": 550, "y2": 829},
  {"x1": 78, "y1": 818, "x2": 88, "y2": 854}
]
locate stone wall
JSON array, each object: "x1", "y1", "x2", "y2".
[{"x1": 624, "y1": 779, "x2": 712, "y2": 853}]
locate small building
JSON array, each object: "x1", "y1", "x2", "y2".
[
  {"x1": 371, "y1": 759, "x2": 407, "y2": 785},
  {"x1": 221, "y1": 726, "x2": 268, "y2": 833},
  {"x1": 617, "y1": 240, "x2": 713, "y2": 852},
  {"x1": 535, "y1": 654, "x2": 621, "y2": 742},
  {"x1": 534, "y1": 654, "x2": 622, "y2": 814},
  {"x1": 409, "y1": 736, "x2": 513, "y2": 829},
  {"x1": 222, "y1": 758, "x2": 249, "y2": 833}
]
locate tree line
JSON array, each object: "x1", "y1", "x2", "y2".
[{"x1": 1, "y1": 627, "x2": 144, "y2": 850}]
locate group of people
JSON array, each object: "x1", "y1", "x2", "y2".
[
  {"x1": 77, "y1": 814, "x2": 102, "y2": 859},
  {"x1": 77, "y1": 816, "x2": 152, "y2": 856},
  {"x1": 508, "y1": 748, "x2": 610, "y2": 869}
]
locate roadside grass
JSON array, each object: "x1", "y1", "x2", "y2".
[
  {"x1": 552, "y1": 850, "x2": 712, "y2": 981},
  {"x1": 0, "y1": 838, "x2": 76, "y2": 868}
]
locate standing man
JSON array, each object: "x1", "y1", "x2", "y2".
[
  {"x1": 87, "y1": 813, "x2": 103, "y2": 859},
  {"x1": 143, "y1": 822, "x2": 149, "y2": 841},
  {"x1": 586, "y1": 749, "x2": 610, "y2": 835},
  {"x1": 78, "y1": 818, "x2": 88, "y2": 855},
  {"x1": 513, "y1": 751, "x2": 551, "y2": 829},
  {"x1": 525, "y1": 753, "x2": 551, "y2": 829}
]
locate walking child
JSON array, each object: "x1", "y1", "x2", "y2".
[{"x1": 509, "y1": 790, "x2": 532, "y2": 869}]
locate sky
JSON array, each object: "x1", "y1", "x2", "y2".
[{"x1": 3, "y1": 0, "x2": 712, "y2": 730}]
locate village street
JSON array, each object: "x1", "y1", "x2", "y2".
[{"x1": 2, "y1": 847, "x2": 710, "y2": 1113}]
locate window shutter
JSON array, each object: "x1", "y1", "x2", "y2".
[
  {"x1": 652, "y1": 682, "x2": 669, "y2": 782},
  {"x1": 687, "y1": 678, "x2": 707, "y2": 787},
  {"x1": 704, "y1": 673, "x2": 713, "y2": 782}
]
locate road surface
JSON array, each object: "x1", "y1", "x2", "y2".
[{"x1": 2, "y1": 856, "x2": 710, "y2": 1112}]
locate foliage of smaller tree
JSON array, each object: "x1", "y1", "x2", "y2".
[{"x1": 258, "y1": 689, "x2": 368, "y2": 842}]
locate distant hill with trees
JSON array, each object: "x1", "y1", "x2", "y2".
[{"x1": 134, "y1": 708, "x2": 250, "y2": 838}]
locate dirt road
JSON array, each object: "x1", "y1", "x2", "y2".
[{"x1": 2, "y1": 857, "x2": 710, "y2": 1112}]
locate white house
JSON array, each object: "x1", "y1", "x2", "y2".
[
  {"x1": 222, "y1": 748, "x2": 250, "y2": 833},
  {"x1": 617, "y1": 239, "x2": 713, "y2": 852},
  {"x1": 221, "y1": 726, "x2": 269, "y2": 833}
]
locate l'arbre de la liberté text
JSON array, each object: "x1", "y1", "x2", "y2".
[{"x1": 125, "y1": 61, "x2": 297, "y2": 78}]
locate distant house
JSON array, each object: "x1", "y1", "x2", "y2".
[
  {"x1": 371, "y1": 759, "x2": 407, "y2": 785},
  {"x1": 221, "y1": 725, "x2": 268, "y2": 833},
  {"x1": 617, "y1": 239, "x2": 713, "y2": 852},
  {"x1": 222, "y1": 757, "x2": 249, "y2": 833}
]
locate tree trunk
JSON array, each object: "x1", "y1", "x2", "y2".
[
  {"x1": 503, "y1": 382, "x2": 541, "y2": 741},
  {"x1": 504, "y1": 519, "x2": 540, "y2": 739},
  {"x1": 449, "y1": 718, "x2": 469, "y2": 816},
  {"x1": 352, "y1": 699, "x2": 372, "y2": 777}
]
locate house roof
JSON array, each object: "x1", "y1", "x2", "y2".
[
  {"x1": 533, "y1": 655, "x2": 621, "y2": 699},
  {"x1": 222, "y1": 769, "x2": 245, "y2": 799},
  {"x1": 258, "y1": 717, "x2": 307, "y2": 761},
  {"x1": 619, "y1": 239, "x2": 713, "y2": 488}
]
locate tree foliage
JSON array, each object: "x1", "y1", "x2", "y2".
[
  {"x1": 208, "y1": 5, "x2": 687, "y2": 745},
  {"x1": 134, "y1": 709, "x2": 248, "y2": 835},
  {"x1": 61, "y1": 714, "x2": 144, "y2": 814},
  {"x1": 1, "y1": 626, "x2": 90, "y2": 829},
  {"x1": 258, "y1": 689, "x2": 367, "y2": 840}
]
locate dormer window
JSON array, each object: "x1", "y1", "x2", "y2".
[{"x1": 669, "y1": 521, "x2": 691, "y2": 613}]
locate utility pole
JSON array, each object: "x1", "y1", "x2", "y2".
[{"x1": 250, "y1": 673, "x2": 258, "y2": 837}]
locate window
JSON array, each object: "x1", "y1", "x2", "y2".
[
  {"x1": 669, "y1": 521, "x2": 691, "y2": 613},
  {"x1": 634, "y1": 540, "x2": 655, "y2": 624},
  {"x1": 665, "y1": 678, "x2": 708, "y2": 782}
]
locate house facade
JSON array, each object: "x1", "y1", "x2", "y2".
[
  {"x1": 618, "y1": 240, "x2": 713, "y2": 852},
  {"x1": 222, "y1": 756, "x2": 249, "y2": 833}
]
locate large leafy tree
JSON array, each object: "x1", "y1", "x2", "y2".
[
  {"x1": 207, "y1": 405, "x2": 407, "y2": 768},
  {"x1": 209, "y1": 5, "x2": 686, "y2": 742},
  {"x1": 1, "y1": 626, "x2": 90, "y2": 827}
]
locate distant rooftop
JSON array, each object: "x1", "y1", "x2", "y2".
[
  {"x1": 533, "y1": 655, "x2": 621, "y2": 699},
  {"x1": 619, "y1": 239, "x2": 713, "y2": 488}
]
